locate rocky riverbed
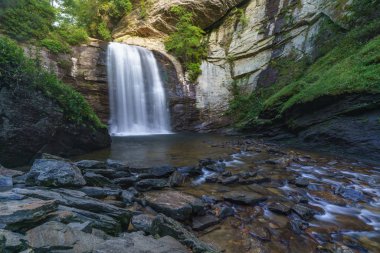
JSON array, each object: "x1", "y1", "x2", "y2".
[{"x1": 1, "y1": 137, "x2": 379, "y2": 253}]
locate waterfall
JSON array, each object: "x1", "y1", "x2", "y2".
[{"x1": 107, "y1": 43, "x2": 171, "y2": 136}]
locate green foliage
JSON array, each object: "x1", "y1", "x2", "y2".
[
  {"x1": 165, "y1": 6, "x2": 206, "y2": 82},
  {"x1": 56, "y1": 23, "x2": 89, "y2": 45},
  {"x1": 61, "y1": 0, "x2": 132, "y2": 40},
  {"x1": 230, "y1": 20, "x2": 380, "y2": 128},
  {"x1": 97, "y1": 21, "x2": 112, "y2": 41},
  {"x1": 0, "y1": 0, "x2": 55, "y2": 42},
  {"x1": 348, "y1": 0, "x2": 380, "y2": 26},
  {"x1": 0, "y1": 36, "x2": 104, "y2": 128},
  {"x1": 139, "y1": 0, "x2": 147, "y2": 20},
  {"x1": 264, "y1": 21, "x2": 380, "y2": 117},
  {"x1": 40, "y1": 38, "x2": 71, "y2": 54}
]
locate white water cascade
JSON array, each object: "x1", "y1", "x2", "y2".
[{"x1": 107, "y1": 43, "x2": 171, "y2": 136}]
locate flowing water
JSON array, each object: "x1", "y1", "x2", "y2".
[
  {"x1": 107, "y1": 43, "x2": 171, "y2": 136},
  {"x1": 76, "y1": 134, "x2": 380, "y2": 252}
]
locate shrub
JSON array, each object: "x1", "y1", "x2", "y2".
[
  {"x1": 0, "y1": 0, "x2": 55, "y2": 41},
  {"x1": 97, "y1": 21, "x2": 113, "y2": 41},
  {"x1": 165, "y1": 6, "x2": 207, "y2": 82},
  {"x1": 57, "y1": 24, "x2": 89, "y2": 46},
  {"x1": 40, "y1": 38, "x2": 71, "y2": 54}
]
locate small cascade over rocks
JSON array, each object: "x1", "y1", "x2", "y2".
[{"x1": 107, "y1": 43, "x2": 171, "y2": 136}]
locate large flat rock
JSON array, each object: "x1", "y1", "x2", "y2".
[
  {"x1": 0, "y1": 198, "x2": 57, "y2": 231},
  {"x1": 144, "y1": 190, "x2": 204, "y2": 221}
]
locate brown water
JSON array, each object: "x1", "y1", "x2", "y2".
[{"x1": 76, "y1": 134, "x2": 380, "y2": 253}]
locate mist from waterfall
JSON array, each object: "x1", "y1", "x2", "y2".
[{"x1": 107, "y1": 43, "x2": 171, "y2": 136}]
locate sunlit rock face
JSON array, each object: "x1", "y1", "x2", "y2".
[
  {"x1": 195, "y1": 0, "x2": 350, "y2": 129},
  {"x1": 113, "y1": 0, "x2": 245, "y2": 39}
]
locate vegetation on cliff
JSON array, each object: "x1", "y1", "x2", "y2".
[
  {"x1": 229, "y1": 0, "x2": 380, "y2": 128},
  {"x1": 0, "y1": 36, "x2": 104, "y2": 128},
  {"x1": 165, "y1": 6, "x2": 206, "y2": 82}
]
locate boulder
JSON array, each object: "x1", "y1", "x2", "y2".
[
  {"x1": 0, "y1": 165, "x2": 24, "y2": 177},
  {"x1": 0, "y1": 191, "x2": 26, "y2": 202},
  {"x1": 0, "y1": 229, "x2": 29, "y2": 252},
  {"x1": 151, "y1": 214, "x2": 218, "y2": 253},
  {"x1": 224, "y1": 191, "x2": 267, "y2": 205},
  {"x1": 144, "y1": 190, "x2": 204, "y2": 221},
  {"x1": 75, "y1": 160, "x2": 106, "y2": 170},
  {"x1": 135, "y1": 179, "x2": 168, "y2": 192},
  {"x1": 113, "y1": 176, "x2": 139, "y2": 187},
  {"x1": 26, "y1": 159, "x2": 86, "y2": 187},
  {"x1": 131, "y1": 214, "x2": 155, "y2": 234},
  {"x1": 26, "y1": 221, "x2": 103, "y2": 252},
  {"x1": 192, "y1": 215, "x2": 219, "y2": 231},
  {"x1": 106, "y1": 159, "x2": 128, "y2": 170},
  {"x1": 267, "y1": 201, "x2": 293, "y2": 215},
  {"x1": 220, "y1": 175, "x2": 239, "y2": 185},
  {"x1": 168, "y1": 171, "x2": 187, "y2": 187},
  {"x1": 0, "y1": 198, "x2": 58, "y2": 231},
  {"x1": 13, "y1": 188, "x2": 132, "y2": 226},
  {"x1": 55, "y1": 205, "x2": 122, "y2": 235},
  {"x1": 121, "y1": 188, "x2": 138, "y2": 205},
  {"x1": 0, "y1": 84, "x2": 110, "y2": 168},
  {"x1": 0, "y1": 176, "x2": 13, "y2": 190},
  {"x1": 95, "y1": 231, "x2": 189, "y2": 253},
  {"x1": 84, "y1": 172, "x2": 112, "y2": 187},
  {"x1": 78, "y1": 187, "x2": 121, "y2": 199}
]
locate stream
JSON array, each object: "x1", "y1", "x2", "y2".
[{"x1": 75, "y1": 134, "x2": 380, "y2": 253}]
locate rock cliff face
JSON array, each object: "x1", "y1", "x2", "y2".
[
  {"x1": 112, "y1": 0, "x2": 351, "y2": 131},
  {"x1": 196, "y1": 0, "x2": 349, "y2": 129}
]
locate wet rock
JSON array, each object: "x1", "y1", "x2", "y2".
[
  {"x1": 0, "y1": 176, "x2": 13, "y2": 190},
  {"x1": 248, "y1": 223, "x2": 271, "y2": 241},
  {"x1": 26, "y1": 221, "x2": 103, "y2": 252},
  {"x1": 56, "y1": 205, "x2": 121, "y2": 235},
  {"x1": 131, "y1": 214, "x2": 155, "y2": 233},
  {"x1": 294, "y1": 177, "x2": 309, "y2": 187},
  {"x1": 96, "y1": 231, "x2": 189, "y2": 253},
  {"x1": 268, "y1": 201, "x2": 293, "y2": 215},
  {"x1": 0, "y1": 191, "x2": 26, "y2": 201},
  {"x1": 106, "y1": 159, "x2": 128, "y2": 170},
  {"x1": 144, "y1": 190, "x2": 204, "y2": 221},
  {"x1": 113, "y1": 176, "x2": 139, "y2": 187},
  {"x1": 84, "y1": 172, "x2": 113, "y2": 187},
  {"x1": 205, "y1": 162, "x2": 226, "y2": 172},
  {"x1": 68, "y1": 221, "x2": 92, "y2": 233},
  {"x1": 221, "y1": 175, "x2": 239, "y2": 185},
  {"x1": 201, "y1": 195, "x2": 219, "y2": 205},
  {"x1": 0, "y1": 234, "x2": 4, "y2": 252},
  {"x1": 192, "y1": 215, "x2": 219, "y2": 231},
  {"x1": 337, "y1": 187, "x2": 365, "y2": 202},
  {"x1": 38, "y1": 153, "x2": 69, "y2": 161},
  {"x1": 205, "y1": 174, "x2": 219, "y2": 183},
  {"x1": 132, "y1": 166, "x2": 175, "y2": 178},
  {"x1": 121, "y1": 188, "x2": 138, "y2": 205},
  {"x1": 224, "y1": 191, "x2": 267, "y2": 205},
  {"x1": 0, "y1": 198, "x2": 58, "y2": 231},
  {"x1": 168, "y1": 171, "x2": 187, "y2": 187},
  {"x1": 310, "y1": 191, "x2": 346, "y2": 206},
  {"x1": 216, "y1": 204, "x2": 235, "y2": 219},
  {"x1": 78, "y1": 187, "x2": 121, "y2": 199},
  {"x1": 151, "y1": 214, "x2": 218, "y2": 253},
  {"x1": 199, "y1": 158, "x2": 215, "y2": 167},
  {"x1": 221, "y1": 171, "x2": 232, "y2": 177},
  {"x1": 177, "y1": 166, "x2": 202, "y2": 176},
  {"x1": 291, "y1": 204, "x2": 317, "y2": 220},
  {"x1": 75, "y1": 160, "x2": 106, "y2": 170},
  {"x1": 240, "y1": 171, "x2": 257, "y2": 179},
  {"x1": 135, "y1": 179, "x2": 167, "y2": 191},
  {"x1": 0, "y1": 165, "x2": 24, "y2": 177},
  {"x1": 13, "y1": 188, "x2": 132, "y2": 226},
  {"x1": 0, "y1": 229, "x2": 28, "y2": 252},
  {"x1": 26, "y1": 159, "x2": 86, "y2": 187},
  {"x1": 83, "y1": 169, "x2": 120, "y2": 179},
  {"x1": 289, "y1": 214, "x2": 309, "y2": 234}
]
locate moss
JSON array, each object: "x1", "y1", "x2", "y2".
[{"x1": 264, "y1": 21, "x2": 380, "y2": 116}]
